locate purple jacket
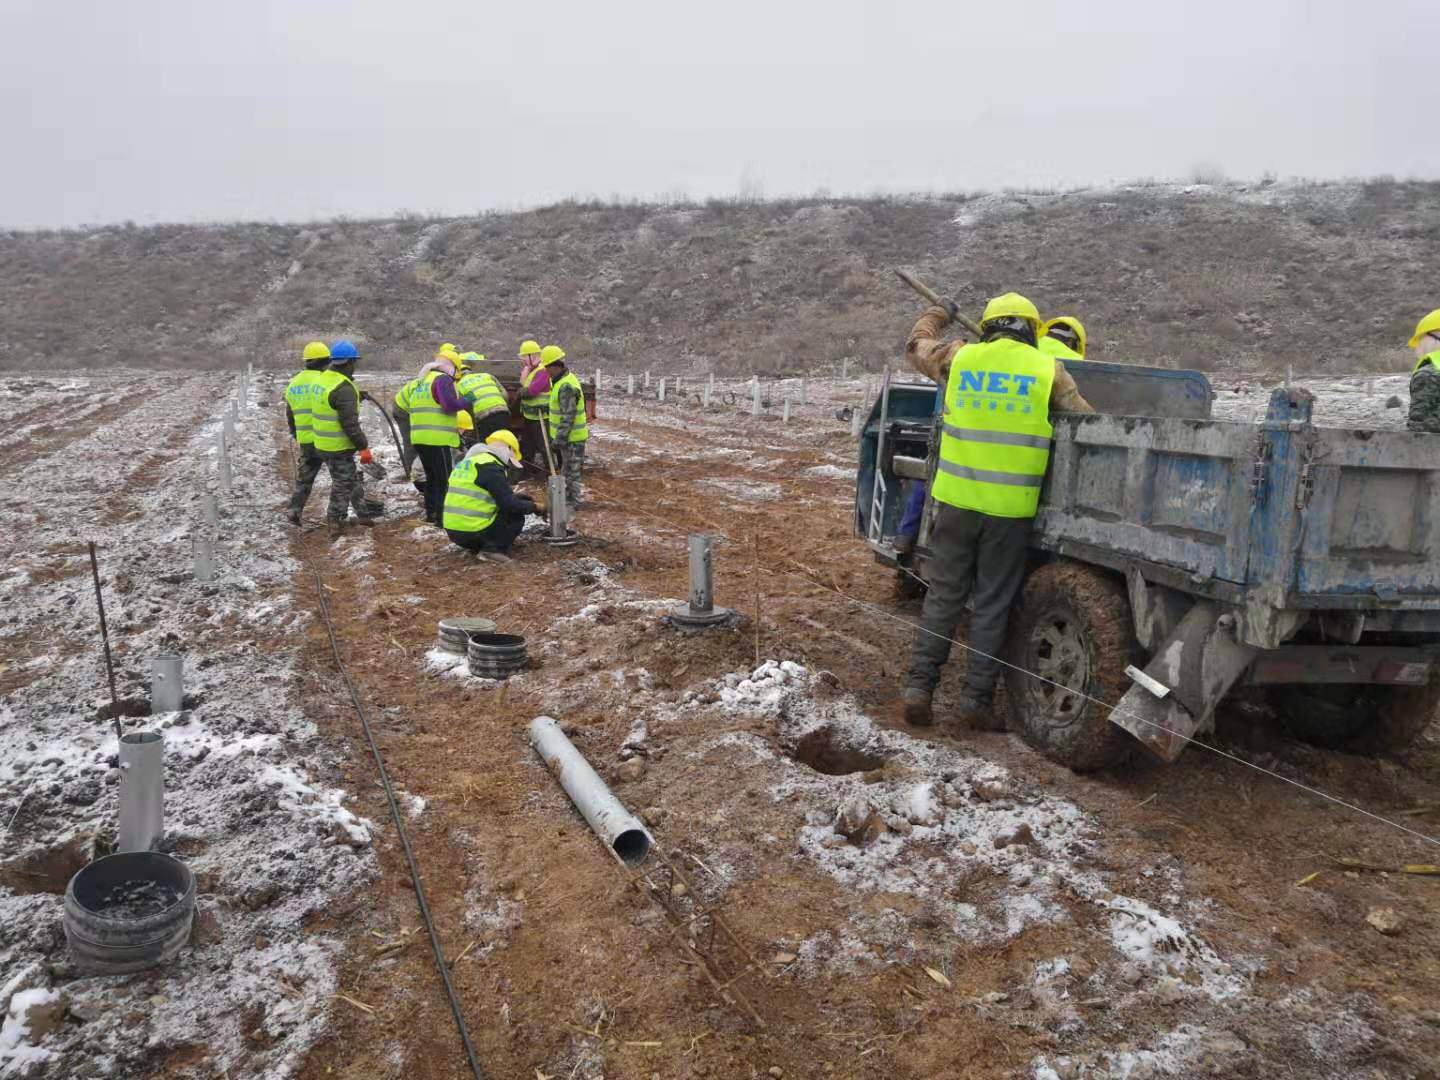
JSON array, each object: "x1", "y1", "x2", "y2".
[{"x1": 432, "y1": 372, "x2": 464, "y2": 413}]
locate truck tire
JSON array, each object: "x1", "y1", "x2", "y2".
[
  {"x1": 1003, "y1": 561, "x2": 1141, "y2": 771},
  {"x1": 1271, "y1": 679, "x2": 1439, "y2": 753}
]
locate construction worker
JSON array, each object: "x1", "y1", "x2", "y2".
[
  {"x1": 455, "y1": 352, "x2": 512, "y2": 442},
  {"x1": 442, "y1": 429, "x2": 539, "y2": 562},
  {"x1": 515, "y1": 339, "x2": 551, "y2": 473},
  {"x1": 1408, "y1": 309, "x2": 1440, "y2": 434},
  {"x1": 310, "y1": 339, "x2": 377, "y2": 538},
  {"x1": 545, "y1": 345, "x2": 589, "y2": 510},
  {"x1": 900, "y1": 293, "x2": 1093, "y2": 729},
  {"x1": 1039, "y1": 316, "x2": 1087, "y2": 361},
  {"x1": 394, "y1": 345, "x2": 465, "y2": 525},
  {"x1": 284, "y1": 341, "x2": 332, "y2": 525}
]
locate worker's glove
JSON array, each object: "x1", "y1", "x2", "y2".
[
  {"x1": 358, "y1": 449, "x2": 373, "y2": 466},
  {"x1": 517, "y1": 498, "x2": 539, "y2": 516},
  {"x1": 939, "y1": 298, "x2": 961, "y2": 324}
]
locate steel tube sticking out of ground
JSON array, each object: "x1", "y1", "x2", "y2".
[
  {"x1": 850, "y1": 407, "x2": 863, "y2": 438},
  {"x1": 841, "y1": 359, "x2": 848, "y2": 380},
  {"x1": 644, "y1": 370, "x2": 650, "y2": 389},
  {"x1": 752, "y1": 380, "x2": 761, "y2": 417},
  {"x1": 627, "y1": 373, "x2": 635, "y2": 396},
  {"x1": 117, "y1": 731, "x2": 165, "y2": 853},
  {"x1": 151, "y1": 654, "x2": 184, "y2": 714},
  {"x1": 202, "y1": 494, "x2": 218, "y2": 530},
  {"x1": 675, "y1": 376, "x2": 682, "y2": 398},
  {"x1": 658, "y1": 378, "x2": 666, "y2": 403},
  {"x1": 703, "y1": 384, "x2": 712, "y2": 408},
  {"x1": 218, "y1": 453, "x2": 232, "y2": 495},
  {"x1": 527, "y1": 716, "x2": 652, "y2": 867},
  {"x1": 192, "y1": 536, "x2": 214, "y2": 583},
  {"x1": 782, "y1": 399, "x2": 791, "y2": 423},
  {"x1": 548, "y1": 474, "x2": 568, "y2": 538},
  {"x1": 689, "y1": 534, "x2": 714, "y2": 613}
]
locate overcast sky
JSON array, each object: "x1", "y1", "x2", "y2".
[{"x1": 3, "y1": 0, "x2": 1439, "y2": 228}]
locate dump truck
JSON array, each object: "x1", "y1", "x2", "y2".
[{"x1": 856, "y1": 361, "x2": 1440, "y2": 770}]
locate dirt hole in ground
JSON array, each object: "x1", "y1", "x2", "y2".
[
  {"x1": 0, "y1": 834, "x2": 105, "y2": 895},
  {"x1": 790, "y1": 727, "x2": 887, "y2": 775}
]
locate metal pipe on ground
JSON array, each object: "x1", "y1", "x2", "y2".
[
  {"x1": 117, "y1": 731, "x2": 164, "y2": 853},
  {"x1": 527, "y1": 716, "x2": 652, "y2": 867}
]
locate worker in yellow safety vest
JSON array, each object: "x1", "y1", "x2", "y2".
[
  {"x1": 309, "y1": 339, "x2": 377, "y2": 538},
  {"x1": 1407, "y1": 309, "x2": 1440, "y2": 434},
  {"x1": 1038, "y1": 316, "x2": 1087, "y2": 361},
  {"x1": 544, "y1": 345, "x2": 589, "y2": 512},
  {"x1": 284, "y1": 340, "x2": 332, "y2": 524},
  {"x1": 514, "y1": 339, "x2": 551, "y2": 474},
  {"x1": 394, "y1": 344, "x2": 464, "y2": 525},
  {"x1": 442, "y1": 429, "x2": 539, "y2": 562},
  {"x1": 454, "y1": 352, "x2": 512, "y2": 443},
  {"x1": 900, "y1": 293, "x2": 1093, "y2": 729}
]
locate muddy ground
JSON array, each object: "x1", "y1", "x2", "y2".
[{"x1": 2, "y1": 370, "x2": 1438, "y2": 1080}]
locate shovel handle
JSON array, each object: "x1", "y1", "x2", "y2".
[{"x1": 894, "y1": 269, "x2": 985, "y2": 339}]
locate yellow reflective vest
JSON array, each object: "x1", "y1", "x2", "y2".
[
  {"x1": 1413, "y1": 351, "x2": 1440, "y2": 374},
  {"x1": 547, "y1": 371, "x2": 589, "y2": 444},
  {"x1": 284, "y1": 368, "x2": 326, "y2": 445},
  {"x1": 1038, "y1": 335, "x2": 1084, "y2": 362},
  {"x1": 930, "y1": 338, "x2": 1055, "y2": 519},
  {"x1": 456, "y1": 370, "x2": 508, "y2": 416},
  {"x1": 311, "y1": 370, "x2": 360, "y2": 453},
  {"x1": 442, "y1": 452, "x2": 500, "y2": 532},
  {"x1": 395, "y1": 371, "x2": 460, "y2": 448},
  {"x1": 519, "y1": 367, "x2": 550, "y2": 421}
]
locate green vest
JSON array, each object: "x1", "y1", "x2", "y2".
[
  {"x1": 284, "y1": 368, "x2": 326, "y2": 445},
  {"x1": 1038, "y1": 335, "x2": 1084, "y2": 362},
  {"x1": 930, "y1": 337, "x2": 1055, "y2": 519},
  {"x1": 311, "y1": 370, "x2": 359, "y2": 453},
  {"x1": 396, "y1": 371, "x2": 460, "y2": 447},
  {"x1": 456, "y1": 370, "x2": 508, "y2": 416},
  {"x1": 442, "y1": 452, "x2": 500, "y2": 532},
  {"x1": 519, "y1": 366, "x2": 550, "y2": 420},
  {"x1": 1413, "y1": 351, "x2": 1440, "y2": 375},
  {"x1": 547, "y1": 371, "x2": 589, "y2": 443}
]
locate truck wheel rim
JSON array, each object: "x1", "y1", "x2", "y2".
[{"x1": 1027, "y1": 613, "x2": 1090, "y2": 727}]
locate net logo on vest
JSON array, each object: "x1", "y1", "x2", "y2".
[{"x1": 953, "y1": 370, "x2": 1037, "y2": 414}]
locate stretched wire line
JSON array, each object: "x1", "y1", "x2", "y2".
[
  {"x1": 792, "y1": 559, "x2": 1440, "y2": 852},
  {"x1": 311, "y1": 569, "x2": 486, "y2": 1080},
  {"x1": 579, "y1": 479, "x2": 1440, "y2": 852}
]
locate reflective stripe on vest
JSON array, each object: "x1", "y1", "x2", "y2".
[
  {"x1": 456, "y1": 371, "x2": 508, "y2": 416},
  {"x1": 547, "y1": 371, "x2": 589, "y2": 443},
  {"x1": 929, "y1": 337, "x2": 1055, "y2": 519},
  {"x1": 284, "y1": 368, "x2": 325, "y2": 445},
  {"x1": 311, "y1": 370, "x2": 359, "y2": 453},
  {"x1": 401, "y1": 371, "x2": 460, "y2": 447},
  {"x1": 442, "y1": 452, "x2": 500, "y2": 532},
  {"x1": 519, "y1": 367, "x2": 549, "y2": 420},
  {"x1": 1414, "y1": 351, "x2": 1440, "y2": 375},
  {"x1": 1038, "y1": 335, "x2": 1084, "y2": 362}
]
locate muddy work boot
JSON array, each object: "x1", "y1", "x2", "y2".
[
  {"x1": 327, "y1": 520, "x2": 347, "y2": 540},
  {"x1": 475, "y1": 550, "x2": 513, "y2": 564},
  {"x1": 352, "y1": 516, "x2": 379, "y2": 528},
  {"x1": 956, "y1": 693, "x2": 1002, "y2": 731},
  {"x1": 286, "y1": 509, "x2": 302, "y2": 526},
  {"x1": 901, "y1": 687, "x2": 933, "y2": 727}
]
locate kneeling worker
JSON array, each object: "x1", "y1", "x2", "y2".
[
  {"x1": 443, "y1": 430, "x2": 538, "y2": 562},
  {"x1": 900, "y1": 293, "x2": 1093, "y2": 729}
]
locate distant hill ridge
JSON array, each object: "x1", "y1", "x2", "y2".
[{"x1": 2, "y1": 178, "x2": 1436, "y2": 375}]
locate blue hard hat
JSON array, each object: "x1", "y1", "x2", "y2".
[{"x1": 330, "y1": 339, "x2": 360, "y2": 360}]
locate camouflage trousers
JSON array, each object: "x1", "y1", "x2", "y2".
[
  {"x1": 289, "y1": 447, "x2": 366, "y2": 523},
  {"x1": 559, "y1": 441, "x2": 586, "y2": 508}
]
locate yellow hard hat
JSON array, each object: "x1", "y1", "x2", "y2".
[
  {"x1": 436, "y1": 343, "x2": 461, "y2": 364},
  {"x1": 539, "y1": 344, "x2": 566, "y2": 367},
  {"x1": 980, "y1": 292, "x2": 1042, "y2": 332},
  {"x1": 460, "y1": 351, "x2": 485, "y2": 367},
  {"x1": 1043, "y1": 316, "x2": 1087, "y2": 357},
  {"x1": 301, "y1": 340, "x2": 331, "y2": 362},
  {"x1": 485, "y1": 428, "x2": 521, "y2": 458},
  {"x1": 518, "y1": 339, "x2": 541, "y2": 358},
  {"x1": 456, "y1": 409, "x2": 474, "y2": 432},
  {"x1": 1409, "y1": 309, "x2": 1440, "y2": 349}
]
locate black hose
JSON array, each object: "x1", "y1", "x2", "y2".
[
  {"x1": 361, "y1": 394, "x2": 408, "y2": 475},
  {"x1": 311, "y1": 570, "x2": 485, "y2": 1080}
]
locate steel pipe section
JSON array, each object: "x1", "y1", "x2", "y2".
[{"x1": 527, "y1": 716, "x2": 652, "y2": 867}]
